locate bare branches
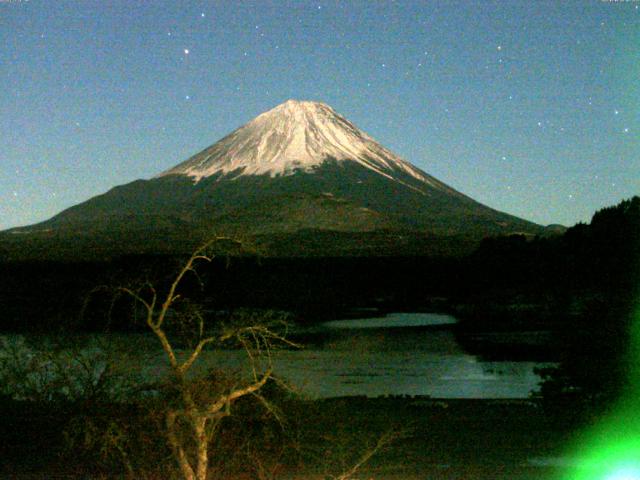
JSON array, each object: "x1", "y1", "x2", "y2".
[
  {"x1": 206, "y1": 367, "x2": 273, "y2": 417},
  {"x1": 177, "y1": 337, "x2": 217, "y2": 375},
  {"x1": 110, "y1": 237, "x2": 290, "y2": 480},
  {"x1": 117, "y1": 287, "x2": 154, "y2": 317},
  {"x1": 220, "y1": 324, "x2": 300, "y2": 351},
  {"x1": 332, "y1": 429, "x2": 399, "y2": 480},
  {"x1": 74, "y1": 237, "x2": 296, "y2": 480},
  {"x1": 155, "y1": 242, "x2": 215, "y2": 330}
]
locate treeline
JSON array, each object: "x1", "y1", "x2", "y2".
[
  {"x1": 0, "y1": 254, "x2": 461, "y2": 332},
  {"x1": 460, "y1": 196, "x2": 639, "y2": 413},
  {"x1": 464, "y1": 195, "x2": 639, "y2": 297},
  {"x1": 457, "y1": 195, "x2": 639, "y2": 333},
  {"x1": 0, "y1": 196, "x2": 637, "y2": 335}
]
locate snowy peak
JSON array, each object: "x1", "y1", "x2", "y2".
[
  {"x1": 159, "y1": 100, "x2": 443, "y2": 189},
  {"x1": 4, "y1": 100, "x2": 545, "y2": 259}
]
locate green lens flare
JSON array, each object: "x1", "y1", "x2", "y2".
[
  {"x1": 564, "y1": 303, "x2": 640, "y2": 480},
  {"x1": 604, "y1": 466, "x2": 640, "y2": 480}
]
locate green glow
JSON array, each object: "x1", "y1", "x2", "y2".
[
  {"x1": 604, "y1": 466, "x2": 640, "y2": 480},
  {"x1": 567, "y1": 435, "x2": 640, "y2": 479},
  {"x1": 564, "y1": 302, "x2": 640, "y2": 480}
]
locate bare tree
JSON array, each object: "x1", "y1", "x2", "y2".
[
  {"x1": 1, "y1": 238, "x2": 399, "y2": 479},
  {"x1": 116, "y1": 238, "x2": 295, "y2": 480}
]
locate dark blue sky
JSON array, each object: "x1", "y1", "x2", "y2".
[{"x1": 2, "y1": 0, "x2": 638, "y2": 229}]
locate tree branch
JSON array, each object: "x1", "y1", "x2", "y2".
[
  {"x1": 178, "y1": 337, "x2": 217, "y2": 375},
  {"x1": 151, "y1": 324, "x2": 179, "y2": 370},
  {"x1": 155, "y1": 244, "x2": 216, "y2": 329},
  {"x1": 206, "y1": 368, "x2": 273, "y2": 416},
  {"x1": 334, "y1": 429, "x2": 398, "y2": 480},
  {"x1": 118, "y1": 287, "x2": 152, "y2": 314}
]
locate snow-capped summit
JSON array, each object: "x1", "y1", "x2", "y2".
[
  {"x1": 5, "y1": 100, "x2": 545, "y2": 259},
  {"x1": 159, "y1": 99, "x2": 447, "y2": 192}
]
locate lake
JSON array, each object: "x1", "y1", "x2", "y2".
[
  {"x1": 0, "y1": 313, "x2": 551, "y2": 400},
  {"x1": 266, "y1": 312, "x2": 549, "y2": 398}
]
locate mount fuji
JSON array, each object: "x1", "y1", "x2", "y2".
[{"x1": 4, "y1": 100, "x2": 546, "y2": 258}]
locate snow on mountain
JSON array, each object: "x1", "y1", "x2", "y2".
[
  {"x1": 159, "y1": 99, "x2": 454, "y2": 194},
  {"x1": 0, "y1": 98, "x2": 546, "y2": 260}
]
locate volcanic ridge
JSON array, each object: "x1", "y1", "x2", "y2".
[{"x1": 3, "y1": 99, "x2": 547, "y2": 258}]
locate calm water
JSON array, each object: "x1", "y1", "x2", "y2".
[
  {"x1": 0, "y1": 313, "x2": 550, "y2": 399},
  {"x1": 267, "y1": 313, "x2": 547, "y2": 398}
]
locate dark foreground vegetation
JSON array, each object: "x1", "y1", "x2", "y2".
[
  {"x1": 1, "y1": 394, "x2": 575, "y2": 480},
  {"x1": 1, "y1": 197, "x2": 637, "y2": 334},
  {"x1": 0, "y1": 196, "x2": 638, "y2": 478},
  {"x1": 458, "y1": 196, "x2": 640, "y2": 416}
]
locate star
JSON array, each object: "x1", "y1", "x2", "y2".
[
  {"x1": 201, "y1": 13, "x2": 205, "y2": 18},
  {"x1": 624, "y1": 127, "x2": 629, "y2": 133},
  {"x1": 185, "y1": 95, "x2": 190, "y2": 100},
  {"x1": 614, "y1": 109, "x2": 619, "y2": 115},
  {"x1": 537, "y1": 121, "x2": 543, "y2": 127},
  {"x1": 184, "y1": 49, "x2": 190, "y2": 55},
  {"x1": 497, "y1": 45, "x2": 502, "y2": 51}
]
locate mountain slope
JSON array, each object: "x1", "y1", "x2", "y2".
[
  {"x1": 159, "y1": 100, "x2": 451, "y2": 189},
  {"x1": 3, "y1": 100, "x2": 545, "y2": 258}
]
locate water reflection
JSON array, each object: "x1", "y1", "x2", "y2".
[
  {"x1": 321, "y1": 312, "x2": 457, "y2": 329},
  {"x1": 0, "y1": 313, "x2": 551, "y2": 400},
  {"x1": 248, "y1": 313, "x2": 549, "y2": 399}
]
